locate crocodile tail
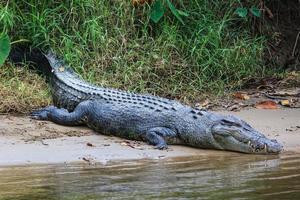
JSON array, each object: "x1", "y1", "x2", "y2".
[{"x1": 8, "y1": 45, "x2": 53, "y2": 78}]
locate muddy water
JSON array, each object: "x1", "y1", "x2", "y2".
[{"x1": 0, "y1": 153, "x2": 299, "y2": 200}]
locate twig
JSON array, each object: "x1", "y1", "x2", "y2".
[
  {"x1": 292, "y1": 31, "x2": 300, "y2": 57},
  {"x1": 10, "y1": 39, "x2": 30, "y2": 45},
  {"x1": 264, "y1": 93, "x2": 286, "y2": 100},
  {"x1": 260, "y1": 0, "x2": 274, "y2": 19},
  {"x1": 264, "y1": 5, "x2": 274, "y2": 19}
]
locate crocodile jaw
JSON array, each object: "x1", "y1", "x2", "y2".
[
  {"x1": 211, "y1": 119, "x2": 283, "y2": 154},
  {"x1": 212, "y1": 133, "x2": 283, "y2": 154}
]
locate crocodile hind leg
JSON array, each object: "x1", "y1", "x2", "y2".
[
  {"x1": 145, "y1": 127, "x2": 177, "y2": 150},
  {"x1": 31, "y1": 100, "x2": 91, "y2": 126}
]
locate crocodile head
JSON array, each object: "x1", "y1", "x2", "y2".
[{"x1": 211, "y1": 115, "x2": 283, "y2": 154}]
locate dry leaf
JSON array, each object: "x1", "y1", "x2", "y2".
[
  {"x1": 120, "y1": 140, "x2": 142, "y2": 149},
  {"x1": 227, "y1": 104, "x2": 240, "y2": 111},
  {"x1": 286, "y1": 126, "x2": 300, "y2": 132},
  {"x1": 201, "y1": 99, "x2": 210, "y2": 107},
  {"x1": 81, "y1": 156, "x2": 96, "y2": 164},
  {"x1": 121, "y1": 142, "x2": 127, "y2": 146},
  {"x1": 255, "y1": 100, "x2": 279, "y2": 109},
  {"x1": 86, "y1": 142, "x2": 94, "y2": 147},
  {"x1": 82, "y1": 157, "x2": 90, "y2": 162},
  {"x1": 268, "y1": 89, "x2": 300, "y2": 97},
  {"x1": 280, "y1": 99, "x2": 290, "y2": 106},
  {"x1": 233, "y1": 92, "x2": 250, "y2": 100}
]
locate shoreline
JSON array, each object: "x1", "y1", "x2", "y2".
[{"x1": 0, "y1": 108, "x2": 299, "y2": 166}]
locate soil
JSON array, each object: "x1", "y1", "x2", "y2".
[
  {"x1": 196, "y1": 78, "x2": 300, "y2": 112},
  {"x1": 261, "y1": 0, "x2": 300, "y2": 70},
  {"x1": 0, "y1": 108, "x2": 299, "y2": 166}
]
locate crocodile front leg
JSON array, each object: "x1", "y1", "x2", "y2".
[
  {"x1": 145, "y1": 127, "x2": 177, "y2": 150},
  {"x1": 31, "y1": 100, "x2": 91, "y2": 126}
]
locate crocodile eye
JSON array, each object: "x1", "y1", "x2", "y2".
[{"x1": 221, "y1": 119, "x2": 241, "y2": 127}]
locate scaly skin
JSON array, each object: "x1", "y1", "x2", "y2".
[{"x1": 21, "y1": 51, "x2": 284, "y2": 154}]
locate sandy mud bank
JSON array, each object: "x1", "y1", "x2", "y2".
[{"x1": 0, "y1": 108, "x2": 299, "y2": 165}]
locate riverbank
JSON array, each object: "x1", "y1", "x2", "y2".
[{"x1": 0, "y1": 108, "x2": 299, "y2": 166}]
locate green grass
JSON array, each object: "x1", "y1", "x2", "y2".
[
  {"x1": 0, "y1": 0, "x2": 268, "y2": 112},
  {"x1": 0, "y1": 63, "x2": 50, "y2": 113}
]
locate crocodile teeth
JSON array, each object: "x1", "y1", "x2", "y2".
[
  {"x1": 264, "y1": 144, "x2": 267, "y2": 153},
  {"x1": 248, "y1": 141, "x2": 251, "y2": 146}
]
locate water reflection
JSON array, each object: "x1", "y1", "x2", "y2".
[{"x1": 0, "y1": 153, "x2": 299, "y2": 200}]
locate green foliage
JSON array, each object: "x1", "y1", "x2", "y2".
[
  {"x1": 250, "y1": 7, "x2": 261, "y2": 17},
  {"x1": 0, "y1": 63, "x2": 50, "y2": 113},
  {"x1": 0, "y1": 1, "x2": 13, "y2": 66},
  {"x1": 1, "y1": 0, "x2": 268, "y2": 109},
  {"x1": 235, "y1": 6, "x2": 261, "y2": 18},
  {"x1": 150, "y1": 0, "x2": 189, "y2": 24},
  {"x1": 0, "y1": 2, "x2": 15, "y2": 31},
  {"x1": 150, "y1": 0, "x2": 165, "y2": 23},
  {"x1": 235, "y1": 7, "x2": 248, "y2": 17},
  {"x1": 0, "y1": 33, "x2": 10, "y2": 66}
]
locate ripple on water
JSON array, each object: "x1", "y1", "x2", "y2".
[{"x1": 0, "y1": 153, "x2": 299, "y2": 200}]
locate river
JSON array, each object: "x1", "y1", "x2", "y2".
[{"x1": 0, "y1": 152, "x2": 299, "y2": 199}]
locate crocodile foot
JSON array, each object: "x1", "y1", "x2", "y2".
[
  {"x1": 154, "y1": 143, "x2": 168, "y2": 150},
  {"x1": 30, "y1": 106, "x2": 56, "y2": 120}
]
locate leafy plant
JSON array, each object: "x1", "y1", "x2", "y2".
[
  {"x1": 235, "y1": 7, "x2": 248, "y2": 18},
  {"x1": 249, "y1": 7, "x2": 261, "y2": 17},
  {"x1": 0, "y1": 33, "x2": 10, "y2": 66},
  {"x1": 235, "y1": 6, "x2": 261, "y2": 18},
  {"x1": 0, "y1": 0, "x2": 267, "y2": 113},
  {"x1": 150, "y1": 0, "x2": 188, "y2": 24}
]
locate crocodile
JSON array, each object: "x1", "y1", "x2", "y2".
[{"x1": 9, "y1": 47, "x2": 283, "y2": 154}]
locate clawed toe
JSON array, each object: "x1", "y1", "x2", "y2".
[
  {"x1": 154, "y1": 143, "x2": 168, "y2": 150},
  {"x1": 30, "y1": 113, "x2": 40, "y2": 119},
  {"x1": 30, "y1": 106, "x2": 55, "y2": 120},
  {"x1": 30, "y1": 110, "x2": 48, "y2": 120},
  {"x1": 31, "y1": 110, "x2": 43, "y2": 115}
]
